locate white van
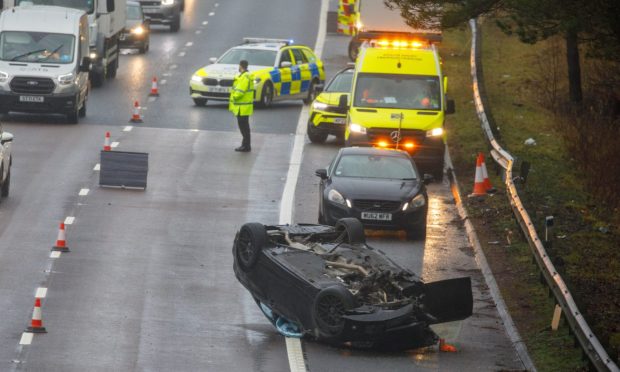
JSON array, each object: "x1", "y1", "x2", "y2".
[{"x1": 0, "y1": 5, "x2": 90, "y2": 123}]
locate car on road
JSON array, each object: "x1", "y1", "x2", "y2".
[
  {"x1": 0, "y1": 126, "x2": 12, "y2": 199},
  {"x1": 316, "y1": 147, "x2": 432, "y2": 240},
  {"x1": 233, "y1": 218, "x2": 473, "y2": 349},
  {"x1": 120, "y1": 1, "x2": 150, "y2": 53},
  {"x1": 134, "y1": 0, "x2": 181, "y2": 32},
  {"x1": 189, "y1": 38, "x2": 325, "y2": 107},
  {"x1": 307, "y1": 66, "x2": 353, "y2": 143}
]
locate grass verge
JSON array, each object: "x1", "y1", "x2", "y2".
[{"x1": 441, "y1": 19, "x2": 619, "y2": 371}]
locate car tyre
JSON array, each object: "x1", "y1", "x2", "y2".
[
  {"x1": 193, "y1": 98, "x2": 208, "y2": 107},
  {"x1": 258, "y1": 82, "x2": 273, "y2": 108},
  {"x1": 335, "y1": 218, "x2": 365, "y2": 245},
  {"x1": 234, "y1": 222, "x2": 268, "y2": 271},
  {"x1": 1, "y1": 167, "x2": 9, "y2": 197},
  {"x1": 170, "y1": 15, "x2": 181, "y2": 32},
  {"x1": 303, "y1": 80, "x2": 317, "y2": 105},
  {"x1": 406, "y1": 221, "x2": 427, "y2": 241},
  {"x1": 312, "y1": 285, "x2": 356, "y2": 339},
  {"x1": 307, "y1": 119, "x2": 328, "y2": 143}
]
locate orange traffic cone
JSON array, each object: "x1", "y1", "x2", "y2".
[
  {"x1": 103, "y1": 131, "x2": 112, "y2": 151},
  {"x1": 26, "y1": 298, "x2": 47, "y2": 333},
  {"x1": 479, "y1": 153, "x2": 496, "y2": 194},
  {"x1": 52, "y1": 222, "x2": 70, "y2": 252},
  {"x1": 149, "y1": 76, "x2": 160, "y2": 97},
  {"x1": 129, "y1": 100, "x2": 143, "y2": 123},
  {"x1": 439, "y1": 338, "x2": 457, "y2": 352},
  {"x1": 469, "y1": 153, "x2": 487, "y2": 197}
]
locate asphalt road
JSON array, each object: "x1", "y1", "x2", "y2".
[{"x1": 0, "y1": 0, "x2": 526, "y2": 371}]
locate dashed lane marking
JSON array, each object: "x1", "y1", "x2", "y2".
[
  {"x1": 215, "y1": 3, "x2": 218, "y2": 7},
  {"x1": 178, "y1": 51, "x2": 186, "y2": 57},
  {"x1": 50, "y1": 251, "x2": 61, "y2": 259},
  {"x1": 64, "y1": 216, "x2": 75, "y2": 225},
  {"x1": 93, "y1": 163, "x2": 100, "y2": 171},
  {"x1": 111, "y1": 142, "x2": 119, "y2": 148},
  {"x1": 195, "y1": 30, "x2": 202, "y2": 34},
  {"x1": 35, "y1": 288, "x2": 47, "y2": 299},
  {"x1": 123, "y1": 126, "x2": 133, "y2": 132},
  {"x1": 202, "y1": 21, "x2": 208, "y2": 25},
  {"x1": 148, "y1": 96, "x2": 157, "y2": 103},
  {"x1": 19, "y1": 333, "x2": 33, "y2": 346},
  {"x1": 170, "y1": 64, "x2": 178, "y2": 70},
  {"x1": 185, "y1": 42, "x2": 193, "y2": 47},
  {"x1": 78, "y1": 188, "x2": 89, "y2": 196},
  {"x1": 160, "y1": 79, "x2": 167, "y2": 85},
  {"x1": 209, "y1": 12, "x2": 214, "y2": 16}
]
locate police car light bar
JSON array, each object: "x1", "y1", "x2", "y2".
[{"x1": 242, "y1": 38, "x2": 292, "y2": 46}]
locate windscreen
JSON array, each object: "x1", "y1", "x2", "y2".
[
  {"x1": 334, "y1": 154, "x2": 416, "y2": 179},
  {"x1": 218, "y1": 49, "x2": 277, "y2": 67},
  {"x1": 15, "y1": 0, "x2": 95, "y2": 13},
  {"x1": 0, "y1": 31, "x2": 75, "y2": 64},
  {"x1": 127, "y1": 4, "x2": 142, "y2": 20},
  {"x1": 354, "y1": 74, "x2": 441, "y2": 110},
  {"x1": 326, "y1": 72, "x2": 353, "y2": 93}
]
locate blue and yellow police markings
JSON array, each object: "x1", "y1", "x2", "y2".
[{"x1": 264, "y1": 62, "x2": 321, "y2": 97}]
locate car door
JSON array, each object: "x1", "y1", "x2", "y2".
[
  {"x1": 276, "y1": 48, "x2": 294, "y2": 97},
  {"x1": 290, "y1": 47, "x2": 308, "y2": 96}
]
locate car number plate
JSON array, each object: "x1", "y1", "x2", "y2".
[
  {"x1": 333, "y1": 118, "x2": 346, "y2": 124},
  {"x1": 19, "y1": 96, "x2": 44, "y2": 103},
  {"x1": 361, "y1": 212, "x2": 392, "y2": 221},
  {"x1": 142, "y1": 8, "x2": 157, "y2": 14},
  {"x1": 207, "y1": 86, "x2": 230, "y2": 93}
]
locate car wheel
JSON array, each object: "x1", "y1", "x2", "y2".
[
  {"x1": 406, "y1": 221, "x2": 427, "y2": 241},
  {"x1": 312, "y1": 285, "x2": 356, "y2": 338},
  {"x1": 258, "y1": 82, "x2": 273, "y2": 108},
  {"x1": 234, "y1": 222, "x2": 268, "y2": 271},
  {"x1": 307, "y1": 119, "x2": 328, "y2": 143},
  {"x1": 1, "y1": 167, "x2": 9, "y2": 197},
  {"x1": 335, "y1": 218, "x2": 365, "y2": 245},
  {"x1": 303, "y1": 80, "x2": 317, "y2": 105},
  {"x1": 193, "y1": 98, "x2": 207, "y2": 107},
  {"x1": 138, "y1": 42, "x2": 147, "y2": 54}
]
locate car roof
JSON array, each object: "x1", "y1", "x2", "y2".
[
  {"x1": 339, "y1": 147, "x2": 411, "y2": 158},
  {"x1": 127, "y1": 1, "x2": 140, "y2": 5},
  {"x1": 232, "y1": 43, "x2": 310, "y2": 52}
]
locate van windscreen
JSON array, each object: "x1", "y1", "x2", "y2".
[
  {"x1": 0, "y1": 32, "x2": 76, "y2": 64},
  {"x1": 353, "y1": 74, "x2": 441, "y2": 110}
]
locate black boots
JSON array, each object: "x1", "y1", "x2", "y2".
[{"x1": 235, "y1": 146, "x2": 251, "y2": 152}]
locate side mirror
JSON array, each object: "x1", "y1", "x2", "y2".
[
  {"x1": 338, "y1": 94, "x2": 348, "y2": 111},
  {"x1": 1, "y1": 132, "x2": 14, "y2": 145},
  {"x1": 445, "y1": 99, "x2": 455, "y2": 114},
  {"x1": 423, "y1": 174, "x2": 434, "y2": 185},
  {"x1": 209, "y1": 57, "x2": 217, "y2": 64},
  {"x1": 107, "y1": 0, "x2": 115, "y2": 12},
  {"x1": 280, "y1": 61, "x2": 292, "y2": 68},
  {"x1": 313, "y1": 84, "x2": 324, "y2": 95},
  {"x1": 315, "y1": 169, "x2": 328, "y2": 180},
  {"x1": 79, "y1": 57, "x2": 91, "y2": 72}
]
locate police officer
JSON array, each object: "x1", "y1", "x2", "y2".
[{"x1": 230, "y1": 60, "x2": 254, "y2": 152}]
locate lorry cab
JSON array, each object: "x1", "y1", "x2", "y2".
[
  {"x1": 0, "y1": 5, "x2": 91, "y2": 123},
  {"x1": 343, "y1": 38, "x2": 455, "y2": 180}
]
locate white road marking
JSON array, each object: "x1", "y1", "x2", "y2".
[
  {"x1": 185, "y1": 42, "x2": 193, "y2": 47},
  {"x1": 111, "y1": 142, "x2": 119, "y2": 148},
  {"x1": 209, "y1": 12, "x2": 214, "y2": 16},
  {"x1": 170, "y1": 64, "x2": 178, "y2": 70},
  {"x1": 178, "y1": 51, "x2": 186, "y2": 57},
  {"x1": 123, "y1": 126, "x2": 133, "y2": 132},
  {"x1": 148, "y1": 96, "x2": 157, "y2": 103},
  {"x1": 160, "y1": 79, "x2": 167, "y2": 85},
  {"x1": 162, "y1": 72, "x2": 172, "y2": 77},
  {"x1": 214, "y1": 3, "x2": 219, "y2": 7},
  {"x1": 50, "y1": 251, "x2": 61, "y2": 258},
  {"x1": 93, "y1": 163, "x2": 100, "y2": 171},
  {"x1": 35, "y1": 288, "x2": 47, "y2": 299},
  {"x1": 190, "y1": 129, "x2": 200, "y2": 132},
  {"x1": 202, "y1": 21, "x2": 208, "y2": 25},
  {"x1": 64, "y1": 216, "x2": 75, "y2": 225},
  {"x1": 19, "y1": 333, "x2": 33, "y2": 345},
  {"x1": 195, "y1": 30, "x2": 202, "y2": 34},
  {"x1": 78, "y1": 188, "x2": 89, "y2": 196},
  {"x1": 280, "y1": 0, "x2": 329, "y2": 371}
]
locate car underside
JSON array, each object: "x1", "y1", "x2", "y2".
[{"x1": 233, "y1": 218, "x2": 473, "y2": 350}]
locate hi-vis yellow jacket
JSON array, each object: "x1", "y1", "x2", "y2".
[{"x1": 229, "y1": 71, "x2": 254, "y2": 116}]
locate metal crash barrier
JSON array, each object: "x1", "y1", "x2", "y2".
[{"x1": 468, "y1": 18, "x2": 618, "y2": 372}]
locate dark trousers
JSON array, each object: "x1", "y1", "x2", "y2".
[{"x1": 236, "y1": 115, "x2": 251, "y2": 148}]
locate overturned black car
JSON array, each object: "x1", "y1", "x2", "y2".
[{"x1": 233, "y1": 218, "x2": 473, "y2": 350}]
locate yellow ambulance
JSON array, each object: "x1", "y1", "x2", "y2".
[{"x1": 341, "y1": 38, "x2": 455, "y2": 180}]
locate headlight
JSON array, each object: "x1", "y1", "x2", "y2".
[
  {"x1": 58, "y1": 73, "x2": 75, "y2": 86},
  {"x1": 404, "y1": 194, "x2": 426, "y2": 211},
  {"x1": 162, "y1": 0, "x2": 174, "y2": 5},
  {"x1": 131, "y1": 26, "x2": 145, "y2": 35},
  {"x1": 253, "y1": 77, "x2": 261, "y2": 85},
  {"x1": 191, "y1": 75, "x2": 203, "y2": 82},
  {"x1": 426, "y1": 127, "x2": 444, "y2": 137},
  {"x1": 89, "y1": 52, "x2": 97, "y2": 60},
  {"x1": 349, "y1": 123, "x2": 367, "y2": 134},
  {"x1": 328, "y1": 189, "x2": 347, "y2": 206},
  {"x1": 313, "y1": 101, "x2": 328, "y2": 110},
  {"x1": 0, "y1": 71, "x2": 8, "y2": 83}
]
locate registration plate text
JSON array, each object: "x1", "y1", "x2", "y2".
[
  {"x1": 361, "y1": 212, "x2": 392, "y2": 221},
  {"x1": 207, "y1": 87, "x2": 230, "y2": 93},
  {"x1": 19, "y1": 96, "x2": 44, "y2": 103}
]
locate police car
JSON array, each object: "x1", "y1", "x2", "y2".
[
  {"x1": 307, "y1": 66, "x2": 353, "y2": 143},
  {"x1": 189, "y1": 38, "x2": 325, "y2": 107}
]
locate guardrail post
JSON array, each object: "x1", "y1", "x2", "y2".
[
  {"x1": 551, "y1": 304, "x2": 563, "y2": 331},
  {"x1": 545, "y1": 216, "x2": 554, "y2": 249}
]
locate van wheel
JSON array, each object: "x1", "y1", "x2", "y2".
[
  {"x1": 1, "y1": 167, "x2": 10, "y2": 197},
  {"x1": 90, "y1": 70, "x2": 104, "y2": 87},
  {"x1": 78, "y1": 99, "x2": 87, "y2": 117},
  {"x1": 67, "y1": 103, "x2": 79, "y2": 124},
  {"x1": 170, "y1": 15, "x2": 181, "y2": 32}
]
